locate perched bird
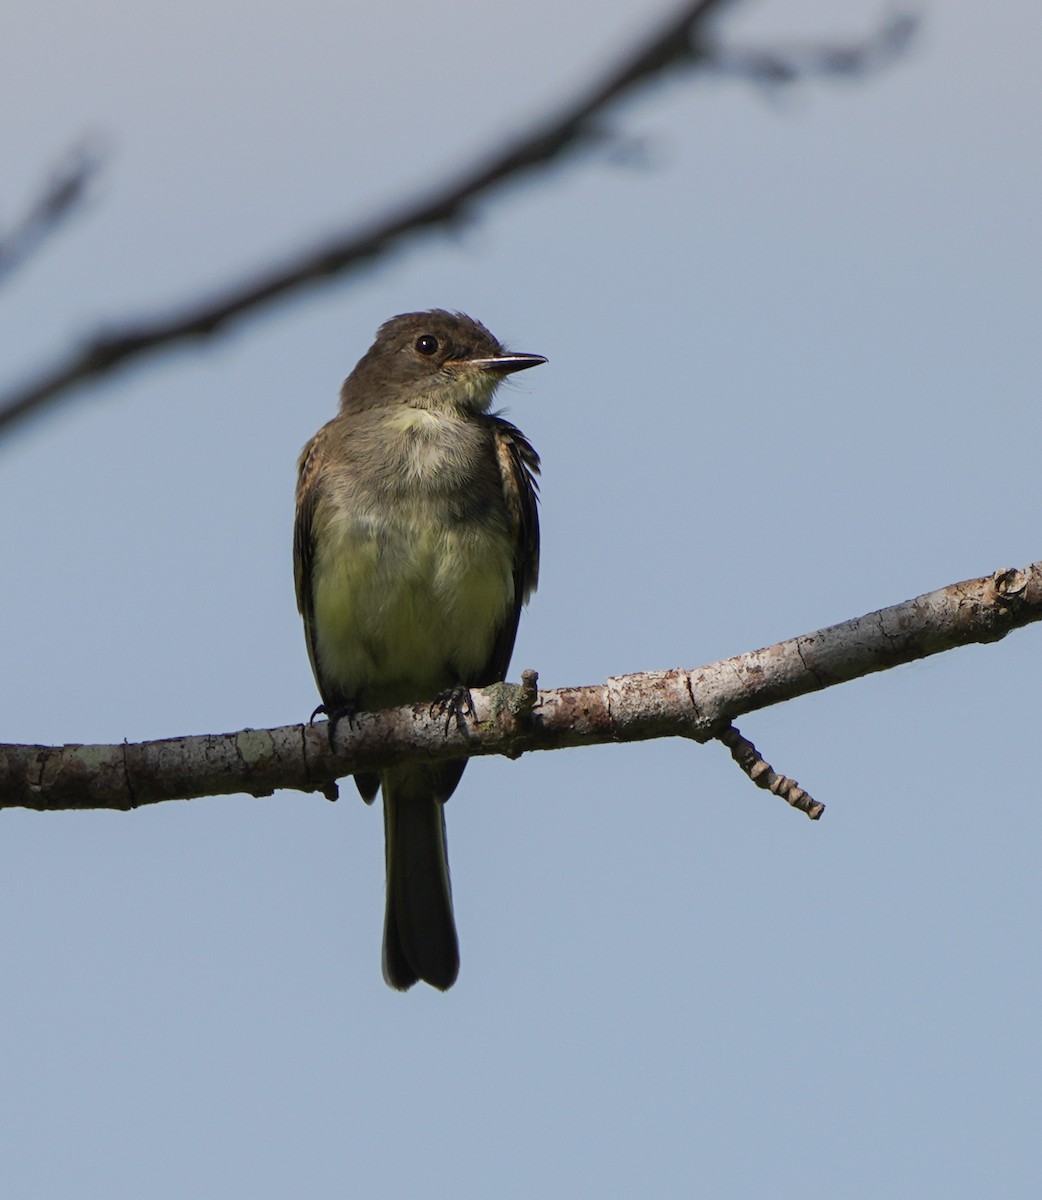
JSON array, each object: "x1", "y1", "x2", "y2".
[{"x1": 294, "y1": 310, "x2": 544, "y2": 990}]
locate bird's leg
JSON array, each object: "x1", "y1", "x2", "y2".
[{"x1": 430, "y1": 684, "x2": 475, "y2": 736}]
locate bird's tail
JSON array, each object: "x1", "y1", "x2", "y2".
[{"x1": 381, "y1": 763, "x2": 462, "y2": 991}]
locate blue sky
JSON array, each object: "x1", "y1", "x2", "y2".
[{"x1": 2, "y1": 1, "x2": 1040, "y2": 1196}]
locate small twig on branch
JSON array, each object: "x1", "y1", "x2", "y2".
[
  {"x1": 0, "y1": 143, "x2": 103, "y2": 286},
  {"x1": 716, "y1": 723, "x2": 823, "y2": 820},
  {"x1": 0, "y1": 561, "x2": 1036, "y2": 814},
  {"x1": 0, "y1": 1, "x2": 915, "y2": 437}
]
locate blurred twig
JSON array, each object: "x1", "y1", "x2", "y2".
[
  {"x1": 0, "y1": 1, "x2": 915, "y2": 438},
  {"x1": 709, "y1": 12, "x2": 917, "y2": 87},
  {"x1": 0, "y1": 143, "x2": 103, "y2": 286}
]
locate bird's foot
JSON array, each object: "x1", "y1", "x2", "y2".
[
  {"x1": 310, "y1": 701, "x2": 359, "y2": 750},
  {"x1": 430, "y1": 684, "x2": 475, "y2": 735}
]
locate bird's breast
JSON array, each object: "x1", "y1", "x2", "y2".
[{"x1": 310, "y1": 411, "x2": 515, "y2": 706}]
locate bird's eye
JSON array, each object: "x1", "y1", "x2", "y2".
[{"x1": 415, "y1": 335, "x2": 439, "y2": 356}]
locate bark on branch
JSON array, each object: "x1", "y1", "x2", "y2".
[{"x1": 2, "y1": 561, "x2": 1036, "y2": 817}]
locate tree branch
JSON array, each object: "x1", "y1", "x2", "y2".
[
  {"x1": 2, "y1": 561, "x2": 1035, "y2": 815},
  {"x1": 0, "y1": 1, "x2": 914, "y2": 437}
]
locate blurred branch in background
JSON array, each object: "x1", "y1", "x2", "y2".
[
  {"x1": 0, "y1": 143, "x2": 103, "y2": 287},
  {"x1": 3, "y1": 561, "x2": 1035, "y2": 816},
  {"x1": 0, "y1": 1, "x2": 915, "y2": 437}
]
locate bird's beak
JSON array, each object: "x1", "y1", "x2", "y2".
[{"x1": 467, "y1": 353, "x2": 547, "y2": 376}]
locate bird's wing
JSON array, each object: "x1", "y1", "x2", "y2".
[
  {"x1": 481, "y1": 417, "x2": 541, "y2": 686},
  {"x1": 293, "y1": 425, "x2": 326, "y2": 692}
]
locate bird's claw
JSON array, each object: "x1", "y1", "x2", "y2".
[
  {"x1": 430, "y1": 685, "x2": 475, "y2": 735},
  {"x1": 311, "y1": 701, "x2": 359, "y2": 750}
]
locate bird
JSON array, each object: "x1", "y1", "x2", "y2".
[{"x1": 293, "y1": 310, "x2": 544, "y2": 990}]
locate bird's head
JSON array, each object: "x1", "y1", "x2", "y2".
[{"x1": 340, "y1": 310, "x2": 546, "y2": 415}]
